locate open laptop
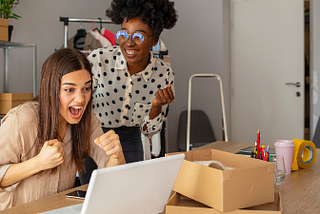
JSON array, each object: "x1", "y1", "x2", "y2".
[{"x1": 39, "y1": 153, "x2": 184, "y2": 214}]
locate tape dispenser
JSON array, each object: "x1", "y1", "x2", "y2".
[{"x1": 292, "y1": 139, "x2": 317, "y2": 171}]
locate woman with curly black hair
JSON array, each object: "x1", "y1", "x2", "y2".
[{"x1": 80, "y1": 0, "x2": 178, "y2": 184}]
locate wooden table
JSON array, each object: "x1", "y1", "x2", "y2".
[
  {"x1": 0, "y1": 185, "x2": 88, "y2": 214},
  {"x1": 1, "y1": 141, "x2": 319, "y2": 214}
]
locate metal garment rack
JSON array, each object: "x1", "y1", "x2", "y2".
[
  {"x1": 186, "y1": 74, "x2": 229, "y2": 151},
  {"x1": 60, "y1": 16, "x2": 113, "y2": 48},
  {"x1": 59, "y1": 16, "x2": 169, "y2": 58},
  {"x1": 0, "y1": 41, "x2": 37, "y2": 96}
]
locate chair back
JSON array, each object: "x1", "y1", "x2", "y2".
[{"x1": 178, "y1": 110, "x2": 216, "y2": 151}]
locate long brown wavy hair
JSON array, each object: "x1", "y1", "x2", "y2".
[{"x1": 32, "y1": 48, "x2": 93, "y2": 174}]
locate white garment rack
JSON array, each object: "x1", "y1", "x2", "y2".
[
  {"x1": 186, "y1": 74, "x2": 229, "y2": 151},
  {"x1": 60, "y1": 16, "x2": 113, "y2": 48}
]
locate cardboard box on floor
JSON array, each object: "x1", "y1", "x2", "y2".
[
  {"x1": 166, "y1": 192, "x2": 282, "y2": 214},
  {"x1": 166, "y1": 149, "x2": 274, "y2": 212},
  {"x1": 0, "y1": 93, "x2": 33, "y2": 114}
]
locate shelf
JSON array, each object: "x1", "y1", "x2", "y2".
[
  {"x1": 0, "y1": 41, "x2": 36, "y2": 48},
  {"x1": 0, "y1": 41, "x2": 37, "y2": 96}
]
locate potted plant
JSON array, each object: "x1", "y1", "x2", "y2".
[
  {"x1": 0, "y1": 0, "x2": 21, "y2": 19},
  {"x1": 0, "y1": 0, "x2": 21, "y2": 41}
]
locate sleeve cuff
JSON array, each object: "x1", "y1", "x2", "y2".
[
  {"x1": 0, "y1": 164, "x2": 21, "y2": 192},
  {"x1": 141, "y1": 113, "x2": 164, "y2": 137},
  {"x1": 97, "y1": 155, "x2": 110, "y2": 169}
]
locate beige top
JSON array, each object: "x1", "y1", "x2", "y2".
[{"x1": 0, "y1": 102, "x2": 109, "y2": 210}]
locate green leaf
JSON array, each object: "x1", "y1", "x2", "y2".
[{"x1": 0, "y1": 0, "x2": 20, "y2": 20}]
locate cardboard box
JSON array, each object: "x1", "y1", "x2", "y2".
[
  {"x1": 167, "y1": 149, "x2": 274, "y2": 212},
  {"x1": 0, "y1": 93, "x2": 33, "y2": 114},
  {"x1": 0, "y1": 18, "x2": 9, "y2": 42},
  {"x1": 166, "y1": 192, "x2": 282, "y2": 214}
]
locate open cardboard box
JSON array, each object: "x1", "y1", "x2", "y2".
[
  {"x1": 166, "y1": 149, "x2": 274, "y2": 212},
  {"x1": 166, "y1": 192, "x2": 282, "y2": 214},
  {"x1": 0, "y1": 93, "x2": 33, "y2": 114}
]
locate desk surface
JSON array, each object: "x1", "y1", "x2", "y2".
[{"x1": 1, "y1": 141, "x2": 319, "y2": 214}]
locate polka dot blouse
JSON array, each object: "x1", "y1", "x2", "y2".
[{"x1": 88, "y1": 46, "x2": 175, "y2": 137}]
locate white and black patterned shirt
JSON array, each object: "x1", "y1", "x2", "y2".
[{"x1": 88, "y1": 46, "x2": 175, "y2": 137}]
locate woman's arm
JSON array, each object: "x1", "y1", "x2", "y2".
[
  {"x1": 0, "y1": 157, "x2": 42, "y2": 188},
  {"x1": 106, "y1": 155, "x2": 126, "y2": 167},
  {"x1": 0, "y1": 140, "x2": 64, "y2": 188},
  {"x1": 148, "y1": 84, "x2": 174, "y2": 120},
  {"x1": 142, "y1": 84, "x2": 174, "y2": 132}
]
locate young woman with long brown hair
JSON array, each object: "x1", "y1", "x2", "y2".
[{"x1": 0, "y1": 48, "x2": 125, "y2": 210}]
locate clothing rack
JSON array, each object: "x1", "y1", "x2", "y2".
[
  {"x1": 59, "y1": 16, "x2": 168, "y2": 59},
  {"x1": 60, "y1": 16, "x2": 113, "y2": 48}
]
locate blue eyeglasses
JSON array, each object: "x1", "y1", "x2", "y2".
[{"x1": 116, "y1": 31, "x2": 153, "y2": 45}]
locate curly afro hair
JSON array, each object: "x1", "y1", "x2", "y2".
[{"x1": 106, "y1": 0, "x2": 178, "y2": 39}]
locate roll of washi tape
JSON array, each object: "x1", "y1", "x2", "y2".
[{"x1": 292, "y1": 139, "x2": 317, "y2": 171}]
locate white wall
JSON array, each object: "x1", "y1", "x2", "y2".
[
  {"x1": 0, "y1": 0, "x2": 118, "y2": 94},
  {"x1": 311, "y1": 0, "x2": 320, "y2": 138},
  {"x1": 160, "y1": 0, "x2": 231, "y2": 151},
  {"x1": 0, "y1": 0, "x2": 231, "y2": 152}
]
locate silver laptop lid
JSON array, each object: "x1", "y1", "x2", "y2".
[{"x1": 81, "y1": 153, "x2": 185, "y2": 214}]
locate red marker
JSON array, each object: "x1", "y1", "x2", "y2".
[{"x1": 257, "y1": 129, "x2": 260, "y2": 159}]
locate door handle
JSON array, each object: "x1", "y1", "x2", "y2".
[{"x1": 285, "y1": 82, "x2": 301, "y2": 87}]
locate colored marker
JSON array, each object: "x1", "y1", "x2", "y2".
[
  {"x1": 252, "y1": 141, "x2": 257, "y2": 159},
  {"x1": 262, "y1": 146, "x2": 267, "y2": 161},
  {"x1": 257, "y1": 130, "x2": 260, "y2": 159}
]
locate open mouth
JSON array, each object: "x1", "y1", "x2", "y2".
[
  {"x1": 125, "y1": 49, "x2": 139, "y2": 56},
  {"x1": 69, "y1": 106, "x2": 83, "y2": 118}
]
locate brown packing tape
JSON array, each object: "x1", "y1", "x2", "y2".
[{"x1": 292, "y1": 139, "x2": 317, "y2": 170}]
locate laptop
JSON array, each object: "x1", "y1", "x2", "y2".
[{"x1": 39, "y1": 153, "x2": 185, "y2": 214}]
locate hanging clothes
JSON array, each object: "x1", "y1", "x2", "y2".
[
  {"x1": 100, "y1": 27, "x2": 116, "y2": 46},
  {"x1": 74, "y1": 28, "x2": 87, "y2": 50},
  {"x1": 89, "y1": 30, "x2": 112, "y2": 48},
  {"x1": 84, "y1": 32, "x2": 103, "y2": 50},
  {"x1": 60, "y1": 31, "x2": 102, "y2": 51}
]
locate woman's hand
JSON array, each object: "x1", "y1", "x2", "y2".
[
  {"x1": 146, "y1": 84, "x2": 174, "y2": 123},
  {"x1": 95, "y1": 130, "x2": 124, "y2": 160},
  {"x1": 36, "y1": 139, "x2": 64, "y2": 171},
  {"x1": 151, "y1": 84, "x2": 175, "y2": 109}
]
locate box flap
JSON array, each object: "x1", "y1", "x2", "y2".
[
  {"x1": 167, "y1": 192, "x2": 181, "y2": 206},
  {"x1": 173, "y1": 159, "x2": 225, "y2": 211},
  {"x1": 166, "y1": 192, "x2": 282, "y2": 213}
]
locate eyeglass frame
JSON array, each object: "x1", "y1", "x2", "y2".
[{"x1": 116, "y1": 30, "x2": 153, "y2": 45}]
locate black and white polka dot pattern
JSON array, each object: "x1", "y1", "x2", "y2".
[{"x1": 88, "y1": 46, "x2": 175, "y2": 137}]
